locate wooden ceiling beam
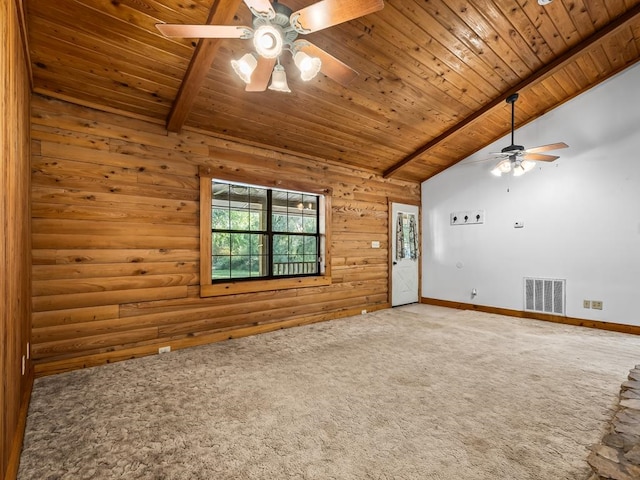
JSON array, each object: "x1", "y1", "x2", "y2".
[
  {"x1": 165, "y1": 0, "x2": 244, "y2": 133},
  {"x1": 382, "y1": 3, "x2": 640, "y2": 179}
]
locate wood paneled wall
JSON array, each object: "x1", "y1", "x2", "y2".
[
  {"x1": 1, "y1": 1, "x2": 32, "y2": 479},
  {"x1": 30, "y1": 94, "x2": 421, "y2": 376}
]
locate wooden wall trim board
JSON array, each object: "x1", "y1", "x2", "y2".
[
  {"x1": 30, "y1": 94, "x2": 421, "y2": 377},
  {"x1": 2, "y1": 1, "x2": 32, "y2": 479},
  {"x1": 199, "y1": 174, "x2": 212, "y2": 290},
  {"x1": 198, "y1": 164, "x2": 336, "y2": 196},
  {"x1": 201, "y1": 276, "x2": 333, "y2": 297},
  {"x1": 421, "y1": 297, "x2": 640, "y2": 336},
  {"x1": 4, "y1": 372, "x2": 33, "y2": 480},
  {"x1": 13, "y1": 0, "x2": 32, "y2": 89}
]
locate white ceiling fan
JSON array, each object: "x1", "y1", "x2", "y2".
[
  {"x1": 489, "y1": 93, "x2": 568, "y2": 176},
  {"x1": 156, "y1": 0, "x2": 384, "y2": 92}
]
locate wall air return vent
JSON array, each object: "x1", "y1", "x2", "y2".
[{"x1": 524, "y1": 277, "x2": 565, "y2": 315}]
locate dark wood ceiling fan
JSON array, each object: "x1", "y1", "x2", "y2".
[{"x1": 156, "y1": 0, "x2": 384, "y2": 91}]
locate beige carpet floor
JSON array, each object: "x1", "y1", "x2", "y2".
[{"x1": 18, "y1": 305, "x2": 640, "y2": 479}]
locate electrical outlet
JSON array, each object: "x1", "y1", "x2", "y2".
[
  {"x1": 592, "y1": 301, "x2": 603, "y2": 310},
  {"x1": 361, "y1": 309, "x2": 367, "y2": 315},
  {"x1": 158, "y1": 346, "x2": 171, "y2": 354},
  {"x1": 583, "y1": 300, "x2": 591, "y2": 309}
]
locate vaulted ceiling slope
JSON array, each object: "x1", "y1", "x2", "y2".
[{"x1": 25, "y1": 0, "x2": 640, "y2": 182}]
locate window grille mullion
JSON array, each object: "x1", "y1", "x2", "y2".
[
  {"x1": 316, "y1": 199, "x2": 321, "y2": 268},
  {"x1": 267, "y1": 189, "x2": 273, "y2": 278}
]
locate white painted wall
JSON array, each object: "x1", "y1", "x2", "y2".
[{"x1": 421, "y1": 62, "x2": 640, "y2": 326}]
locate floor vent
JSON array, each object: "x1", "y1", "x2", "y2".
[{"x1": 524, "y1": 277, "x2": 566, "y2": 315}]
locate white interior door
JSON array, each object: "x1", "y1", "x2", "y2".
[{"x1": 391, "y1": 203, "x2": 420, "y2": 306}]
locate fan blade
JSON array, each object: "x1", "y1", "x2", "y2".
[
  {"x1": 295, "y1": 41, "x2": 358, "y2": 86},
  {"x1": 243, "y1": 0, "x2": 276, "y2": 19},
  {"x1": 290, "y1": 0, "x2": 384, "y2": 34},
  {"x1": 488, "y1": 151, "x2": 513, "y2": 156},
  {"x1": 521, "y1": 153, "x2": 560, "y2": 162},
  {"x1": 524, "y1": 142, "x2": 568, "y2": 154},
  {"x1": 156, "y1": 24, "x2": 252, "y2": 39},
  {"x1": 245, "y1": 57, "x2": 276, "y2": 92}
]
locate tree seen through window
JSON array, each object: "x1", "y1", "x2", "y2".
[{"x1": 211, "y1": 181, "x2": 320, "y2": 281}]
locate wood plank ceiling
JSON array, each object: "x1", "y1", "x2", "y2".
[{"x1": 25, "y1": 0, "x2": 640, "y2": 182}]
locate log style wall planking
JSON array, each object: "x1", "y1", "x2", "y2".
[
  {"x1": 1, "y1": 1, "x2": 32, "y2": 479},
  {"x1": 30, "y1": 94, "x2": 421, "y2": 377}
]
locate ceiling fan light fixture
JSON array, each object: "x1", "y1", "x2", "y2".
[
  {"x1": 513, "y1": 166, "x2": 526, "y2": 177},
  {"x1": 231, "y1": 53, "x2": 258, "y2": 84},
  {"x1": 521, "y1": 159, "x2": 536, "y2": 173},
  {"x1": 294, "y1": 51, "x2": 322, "y2": 81},
  {"x1": 268, "y1": 64, "x2": 291, "y2": 93},
  {"x1": 253, "y1": 24, "x2": 284, "y2": 58},
  {"x1": 512, "y1": 161, "x2": 526, "y2": 177},
  {"x1": 491, "y1": 159, "x2": 512, "y2": 176}
]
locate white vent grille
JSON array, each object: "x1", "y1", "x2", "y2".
[{"x1": 524, "y1": 277, "x2": 565, "y2": 315}]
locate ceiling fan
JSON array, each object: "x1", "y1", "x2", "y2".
[
  {"x1": 156, "y1": 0, "x2": 384, "y2": 93},
  {"x1": 489, "y1": 93, "x2": 568, "y2": 176}
]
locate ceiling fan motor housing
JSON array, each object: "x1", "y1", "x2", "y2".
[{"x1": 501, "y1": 144, "x2": 524, "y2": 153}]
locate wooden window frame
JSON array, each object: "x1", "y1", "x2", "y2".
[{"x1": 199, "y1": 166, "x2": 332, "y2": 297}]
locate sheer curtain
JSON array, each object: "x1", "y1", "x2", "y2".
[{"x1": 396, "y1": 212, "x2": 418, "y2": 260}]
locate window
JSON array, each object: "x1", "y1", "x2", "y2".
[
  {"x1": 395, "y1": 212, "x2": 418, "y2": 261},
  {"x1": 198, "y1": 168, "x2": 331, "y2": 297},
  {"x1": 211, "y1": 181, "x2": 320, "y2": 281}
]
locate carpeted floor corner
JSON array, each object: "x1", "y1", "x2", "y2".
[{"x1": 18, "y1": 305, "x2": 640, "y2": 479}]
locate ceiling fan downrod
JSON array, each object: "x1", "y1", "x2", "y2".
[{"x1": 502, "y1": 93, "x2": 524, "y2": 153}]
